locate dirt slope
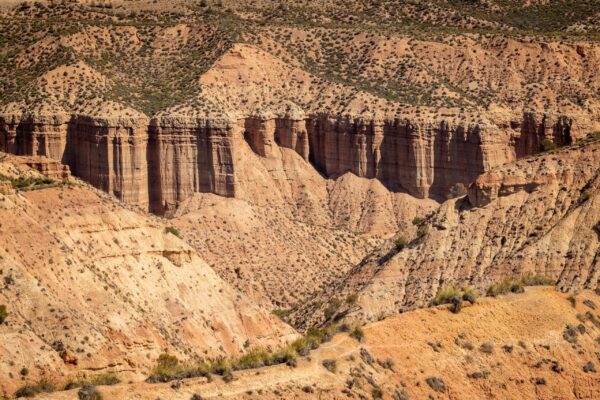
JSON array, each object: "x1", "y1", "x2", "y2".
[
  {"x1": 39, "y1": 287, "x2": 600, "y2": 400},
  {"x1": 0, "y1": 156, "x2": 296, "y2": 396},
  {"x1": 171, "y1": 144, "x2": 436, "y2": 309}
]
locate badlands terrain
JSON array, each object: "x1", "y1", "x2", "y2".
[{"x1": 0, "y1": 0, "x2": 599, "y2": 399}]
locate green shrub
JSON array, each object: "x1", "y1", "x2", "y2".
[
  {"x1": 164, "y1": 227, "x2": 182, "y2": 238},
  {"x1": 231, "y1": 348, "x2": 269, "y2": 370},
  {"x1": 579, "y1": 191, "x2": 591, "y2": 203},
  {"x1": 541, "y1": 138, "x2": 558, "y2": 152},
  {"x1": 487, "y1": 273, "x2": 555, "y2": 297},
  {"x1": 147, "y1": 353, "x2": 211, "y2": 383},
  {"x1": 486, "y1": 278, "x2": 524, "y2": 297},
  {"x1": 322, "y1": 359, "x2": 337, "y2": 373},
  {"x1": 323, "y1": 298, "x2": 341, "y2": 320},
  {"x1": 412, "y1": 216, "x2": 425, "y2": 226},
  {"x1": 520, "y1": 273, "x2": 555, "y2": 286},
  {"x1": 270, "y1": 347, "x2": 297, "y2": 367},
  {"x1": 346, "y1": 293, "x2": 359, "y2": 305},
  {"x1": 349, "y1": 326, "x2": 364, "y2": 342},
  {"x1": 416, "y1": 224, "x2": 429, "y2": 239},
  {"x1": 0, "y1": 304, "x2": 8, "y2": 324},
  {"x1": 431, "y1": 285, "x2": 477, "y2": 312},
  {"x1": 431, "y1": 285, "x2": 462, "y2": 306},
  {"x1": 395, "y1": 236, "x2": 408, "y2": 251},
  {"x1": 272, "y1": 309, "x2": 291, "y2": 319},
  {"x1": 372, "y1": 386, "x2": 383, "y2": 399},
  {"x1": 65, "y1": 372, "x2": 120, "y2": 390},
  {"x1": 15, "y1": 380, "x2": 56, "y2": 398},
  {"x1": 77, "y1": 384, "x2": 102, "y2": 400}
]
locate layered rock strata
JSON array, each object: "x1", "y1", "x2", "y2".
[
  {"x1": 292, "y1": 139, "x2": 600, "y2": 327},
  {"x1": 0, "y1": 111, "x2": 575, "y2": 213}
]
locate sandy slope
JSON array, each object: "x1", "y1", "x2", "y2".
[{"x1": 39, "y1": 287, "x2": 600, "y2": 399}]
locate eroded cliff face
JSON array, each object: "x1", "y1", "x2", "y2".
[
  {"x1": 0, "y1": 109, "x2": 576, "y2": 213},
  {"x1": 147, "y1": 116, "x2": 237, "y2": 214},
  {"x1": 292, "y1": 138, "x2": 599, "y2": 328}
]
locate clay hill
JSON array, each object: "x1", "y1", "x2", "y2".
[{"x1": 0, "y1": 156, "x2": 296, "y2": 396}]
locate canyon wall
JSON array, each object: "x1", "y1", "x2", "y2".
[{"x1": 0, "y1": 111, "x2": 574, "y2": 212}]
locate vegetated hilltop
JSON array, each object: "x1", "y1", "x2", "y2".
[
  {"x1": 39, "y1": 287, "x2": 600, "y2": 400},
  {"x1": 292, "y1": 134, "x2": 600, "y2": 329},
  {"x1": 0, "y1": 154, "x2": 296, "y2": 396}
]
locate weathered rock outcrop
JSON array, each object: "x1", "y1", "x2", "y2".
[
  {"x1": 292, "y1": 139, "x2": 600, "y2": 327},
  {"x1": 0, "y1": 109, "x2": 576, "y2": 213},
  {"x1": 148, "y1": 115, "x2": 237, "y2": 214}
]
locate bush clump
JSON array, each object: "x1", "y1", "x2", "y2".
[
  {"x1": 322, "y1": 359, "x2": 337, "y2": 373},
  {"x1": 65, "y1": 372, "x2": 120, "y2": 390},
  {"x1": 431, "y1": 285, "x2": 477, "y2": 313},
  {"x1": 77, "y1": 384, "x2": 102, "y2": 400},
  {"x1": 486, "y1": 278, "x2": 524, "y2": 297},
  {"x1": 349, "y1": 325, "x2": 365, "y2": 342},
  {"x1": 15, "y1": 380, "x2": 56, "y2": 398},
  {"x1": 147, "y1": 353, "x2": 211, "y2": 383},
  {"x1": 0, "y1": 304, "x2": 7, "y2": 324},
  {"x1": 394, "y1": 236, "x2": 408, "y2": 251},
  {"x1": 164, "y1": 226, "x2": 182, "y2": 238},
  {"x1": 425, "y1": 376, "x2": 445, "y2": 393},
  {"x1": 486, "y1": 273, "x2": 555, "y2": 297}
]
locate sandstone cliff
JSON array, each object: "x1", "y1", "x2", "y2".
[{"x1": 0, "y1": 43, "x2": 587, "y2": 214}]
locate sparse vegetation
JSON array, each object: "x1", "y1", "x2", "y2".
[
  {"x1": 349, "y1": 325, "x2": 365, "y2": 342},
  {"x1": 148, "y1": 324, "x2": 346, "y2": 383},
  {"x1": 346, "y1": 293, "x2": 359, "y2": 305},
  {"x1": 14, "y1": 380, "x2": 56, "y2": 398},
  {"x1": 77, "y1": 384, "x2": 102, "y2": 400},
  {"x1": 431, "y1": 284, "x2": 477, "y2": 313},
  {"x1": 372, "y1": 386, "x2": 383, "y2": 399},
  {"x1": 272, "y1": 308, "x2": 292, "y2": 319},
  {"x1": 0, "y1": 304, "x2": 7, "y2": 324},
  {"x1": 541, "y1": 138, "x2": 558, "y2": 152},
  {"x1": 487, "y1": 273, "x2": 555, "y2": 297},
  {"x1": 479, "y1": 341, "x2": 494, "y2": 354},
  {"x1": 425, "y1": 376, "x2": 445, "y2": 393},
  {"x1": 65, "y1": 373, "x2": 120, "y2": 390},
  {"x1": 486, "y1": 278, "x2": 524, "y2": 297},
  {"x1": 322, "y1": 359, "x2": 337, "y2": 373},
  {"x1": 394, "y1": 236, "x2": 408, "y2": 251},
  {"x1": 579, "y1": 191, "x2": 591, "y2": 203},
  {"x1": 164, "y1": 226, "x2": 182, "y2": 238},
  {"x1": 324, "y1": 298, "x2": 341, "y2": 320}
]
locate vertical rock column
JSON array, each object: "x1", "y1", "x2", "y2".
[
  {"x1": 274, "y1": 117, "x2": 309, "y2": 161},
  {"x1": 0, "y1": 113, "x2": 69, "y2": 161},
  {"x1": 148, "y1": 116, "x2": 237, "y2": 215},
  {"x1": 68, "y1": 115, "x2": 150, "y2": 210}
]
